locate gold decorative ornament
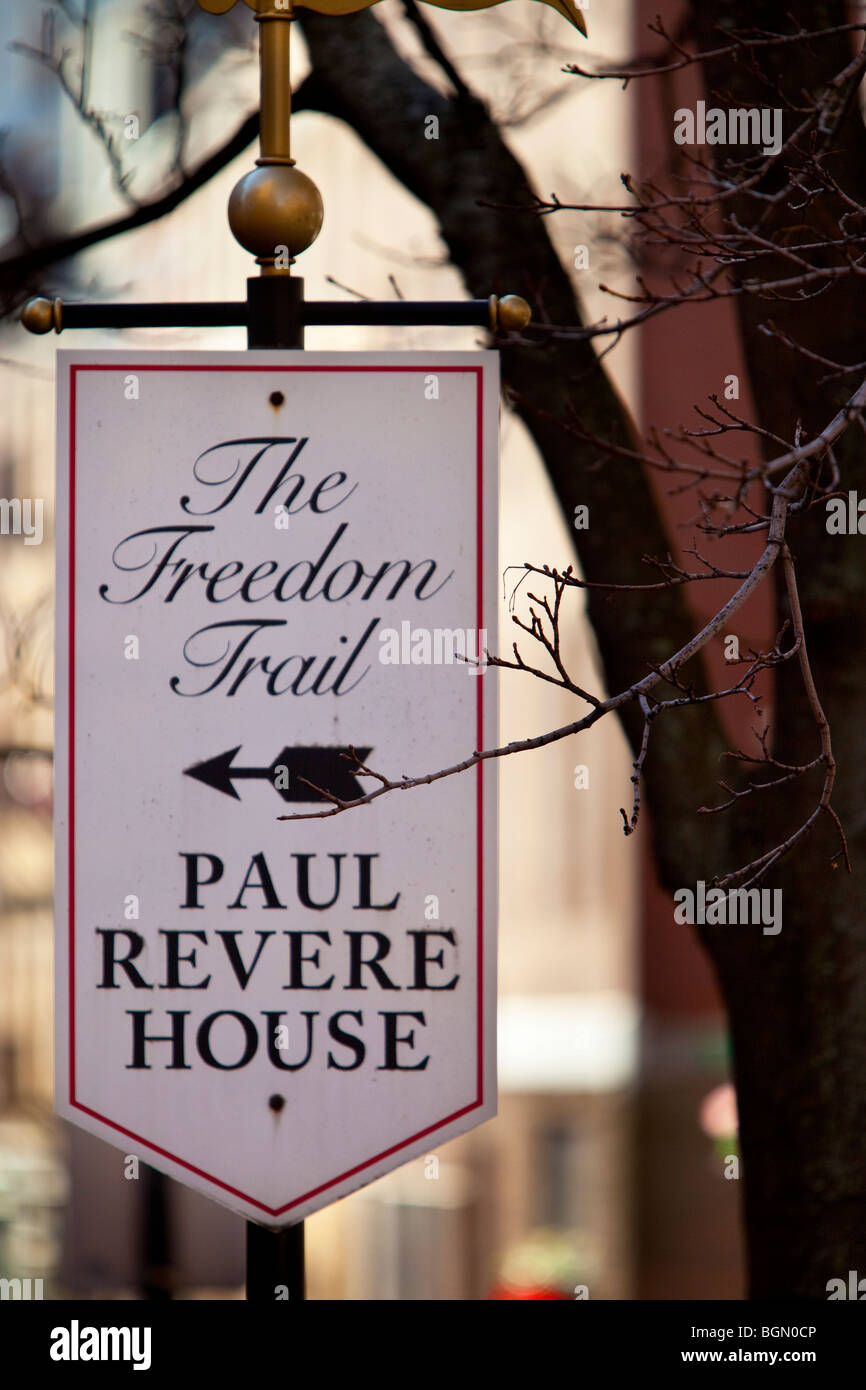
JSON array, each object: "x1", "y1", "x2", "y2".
[
  {"x1": 197, "y1": 0, "x2": 585, "y2": 271},
  {"x1": 197, "y1": 0, "x2": 586, "y2": 34},
  {"x1": 20, "y1": 297, "x2": 62, "y2": 334},
  {"x1": 496, "y1": 294, "x2": 532, "y2": 332},
  {"x1": 199, "y1": 0, "x2": 323, "y2": 269},
  {"x1": 229, "y1": 166, "x2": 324, "y2": 269}
]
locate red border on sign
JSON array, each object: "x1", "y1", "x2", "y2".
[{"x1": 66, "y1": 363, "x2": 488, "y2": 1217}]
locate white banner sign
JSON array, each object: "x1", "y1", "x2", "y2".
[{"x1": 54, "y1": 351, "x2": 499, "y2": 1225}]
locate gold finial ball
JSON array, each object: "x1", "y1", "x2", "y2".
[
  {"x1": 228, "y1": 164, "x2": 323, "y2": 266},
  {"x1": 20, "y1": 297, "x2": 56, "y2": 334},
  {"x1": 497, "y1": 294, "x2": 532, "y2": 332}
]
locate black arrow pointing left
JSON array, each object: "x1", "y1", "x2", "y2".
[{"x1": 183, "y1": 745, "x2": 372, "y2": 804}]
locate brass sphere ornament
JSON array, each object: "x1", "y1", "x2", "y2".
[
  {"x1": 495, "y1": 294, "x2": 532, "y2": 332},
  {"x1": 19, "y1": 297, "x2": 62, "y2": 334},
  {"x1": 228, "y1": 164, "x2": 323, "y2": 270}
]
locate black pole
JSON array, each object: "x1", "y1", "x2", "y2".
[
  {"x1": 140, "y1": 1166, "x2": 173, "y2": 1301},
  {"x1": 246, "y1": 1220, "x2": 305, "y2": 1302},
  {"x1": 33, "y1": 295, "x2": 496, "y2": 333},
  {"x1": 244, "y1": 270, "x2": 305, "y2": 1302},
  {"x1": 246, "y1": 275, "x2": 305, "y2": 350}
]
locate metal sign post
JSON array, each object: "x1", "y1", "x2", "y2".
[
  {"x1": 23, "y1": 0, "x2": 585, "y2": 1307},
  {"x1": 243, "y1": 260, "x2": 306, "y2": 1310}
]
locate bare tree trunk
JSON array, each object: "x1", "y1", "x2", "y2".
[
  {"x1": 297, "y1": 8, "x2": 730, "y2": 886},
  {"x1": 299, "y1": 3, "x2": 866, "y2": 1296},
  {"x1": 687, "y1": 0, "x2": 866, "y2": 1296}
]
